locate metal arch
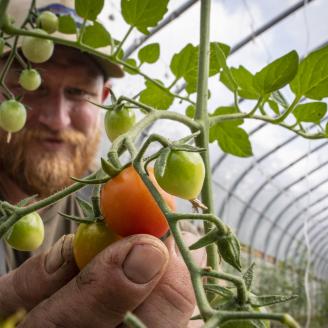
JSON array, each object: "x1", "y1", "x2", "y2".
[
  {"x1": 242, "y1": 142, "x2": 328, "y2": 251},
  {"x1": 273, "y1": 193, "x2": 328, "y2": 259},
  {"x1": 236, "y1": 140, "x2": 328, "y2": 236},
  {"x1": 312, "y1": 235, "x2": 328, "y2": 274},
  {"x1": 284, "y1": 205, "x2": 328, "y2": 262},
  {"x1": 248, "y1": 156, "x2": 328, "y2": 263},
  {"x1": 217, "y1": 132, "x2": 301, "y2": 218},
  {"x1": 230, "y1": 0, "x2": 317, "y2": 54},
  {"x1": 267, "y1": 176, "x2": 328, "y2": 259},
  {"x1": 288, "y1": 220, "x2": 328, "y2": 269}
]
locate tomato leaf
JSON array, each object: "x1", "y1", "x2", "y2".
[
  {"x1": 171, "y1": 144, "x2": 206, "y2": 153},
  {"x1": 139, "y1": 80, "x2": 174, "y2": 110},
  {"x1": 58, "y1": 15, "x2": 76, "y2": 34},
  {"x1": 267, "y1": 99, "x2": 280, "y2": 115},
  {"x1": 138, "y1": 43, "x2": 160, "y2": 64},
  {"x1": 101, "y1": 158, "x2": 120, "y2": 177},
  {"x1": 243, "y1": 263, "x2": 255, "y2": 291},
  {"x1": 253, "y1": 51, "x2": 299, "y2": 95},
  {"x1": 123, "y1": 58, "x2": 139, "y2": 75},
  {"x1": 81, "y1": 21, "x2": 111, "y2": 48},
  {"x1": 185, "y1": 105, "x2": 195, "y2": 118},
  {"x1": 221, "y1": 66, "x2": 260, "y2": 99},
  {"x1": 293, "y1": 102, "x2": 327, "y2": 123},
  {"x1": 290, "y1": 44, "x2": 328, "y2": 100},
  {"x1": 203, "y1": 284, "x2": 234, "y2": 298},
  {"x1": 75, "y1": 196, "x2": 94, "y2": 218},
  {"x1": 189, "y1": 229, "x2": 220, "y2": 250},
  {"x1": 217, "y1": 231, "x2": 242, "y2": 272},
  {"x1": 58, "y1": 211, "x2": 98, "y2": 223},
  {"x1": 121, "y1": 0, "x2": 169, "y2": 34},
  {"x1": 212, "y1": 42, "x2": 237, "y2": 89},
  {"x1": 249, "y1": 294, "x2": 298, "y2": 307},
  {"x1": 325, "y1": 122, "x2": 328, "y2": 136},
  {"x1": 75, "y1": 0, "x2": 104, "y2": 21},
  {"x1": 156, "y1": 147, "x2": 171, "y2": 178},
  {"x1": 170, "y1": 43, "x2": 198, "y2": 79}
]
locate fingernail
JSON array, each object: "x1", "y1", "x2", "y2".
[
  {"x1": 123, "y1": 243, "x2": 167, "y2": 284},
  {"x1": 45, "y1": 234, "x2": 74, "y2": 274}
]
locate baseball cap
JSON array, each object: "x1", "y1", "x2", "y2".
[{"x1": 5, "y1": 0, "x2": 124, "y2": 79}]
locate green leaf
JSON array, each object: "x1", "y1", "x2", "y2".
[
  {"x1": 290, "y1": 44, "x2": 328, "y2": 100},
  {"x1": 185, "y1": 105, "x2": 195, "y2": 118},
  {"x1": 170, "y1": 43, "x2": 198, "y2": 79},
  {"x1": 58, "y1": 15, "x2": 76, "y2": 34},
  {"x1": 210, "y1": 124, "x2": 253, "y2": 157},
  {"x1": 326, "y1": 122, "x2": 328, "y2": 136},
  {"x1": 210, "y1": 107, "x2": 252, "y2": 157},
  {"x1": 293, "y1": 102, "x2": 327, "y2": 123},
  {"x1": 121, "y1": 0, "x2": 169, "y2": 34},
  {"x1": 189, "y1": 229, "x2": 220, "y2": 250},
  {"x1": 212, "y1": 43, "x2": 237, "y2": 90},
  {"x1": 221, "y1": 66, "x2": 260, "y2": 99},
  {"x1": 268, "y1": 99, "x2": 280, "y2": 115},
  {"x1": 271, "y1": 91, "x2": 289, "y2": 109},
  {"x1": 101, "y1": 157, "x2": 120, "y2": 177},
  {"x1": 203, "y1": 284, "x2": 234, "y2": 298},
  {"x1": 155, "y1": 147, "x2": 170, "y2": 178},
  {"x1": 139, "y1": 80, "x2": 174, "y2": 110},
  {"x1": 217, "y1": 231, "x2": 242, "y2": 272},
  {"x1": 59, "y1": 211, "x2": 97, "y2": 224},
  {"x1": 209, "y1": 42, "x2": 230, "y2": 77},
  {"x1": 243, "y1": 263, "x2": 255, "y2": 290},
  {"x1": 123, "y1": 58, "x2": 138, "y2": 75},
  {"x1": 249, "y1": 294, "x2": 298, "y2": 307},
  {"x1": 75, "y1": 196, "x2": 94, "y2": 218},
  {"x1": 81, "y1": 21, "x2": 111, "y2": 48},
  {"x1": 138, "y1": 43, "x2": 160, "y2": 64},
  {"x1": 75, "y1": 0, "x2": 104, "y2": 21},
  {"x1": 254, "y1": 51, "x2": 299, "y2": 95}
]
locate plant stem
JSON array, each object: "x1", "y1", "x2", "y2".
[
  {"x1": 194, "y1": 0, "x2": 219, "y2": 282},
  {"x1": 273, "y1": 96, "x2": 301, "y2": 123},
  {"x1": 114, "y1": 26, "x2": 134, "y2": 58}
]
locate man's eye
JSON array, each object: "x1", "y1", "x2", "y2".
[{"x1": 66, "y1": 88, "x2": 88, "y2": 97}]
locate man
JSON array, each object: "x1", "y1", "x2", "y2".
[{"x1": 0, "y1": 1, "x2": 204, "y2": 327}]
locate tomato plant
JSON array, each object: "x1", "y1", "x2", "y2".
[
  {"x1": 5, "y1": 212, "x2": 44, "y2": 251},
  {"x1": 154, "y1": 150, "x2": 205, "y2": 200},
  {"x1": 21, "y1": 29, "x2": 54, "y2": 63},
  {"x1": 0, "y1": 99, "x2": 26, "y2": 132},
  {"x1": 100, "y1": 165, "x2": 175, "y2": 237},
  {"x1": 19, "y1": 68, "x2": 41, "y2": 91},
  {"x1": 73, "y1": 221, "x2": 121, "y2": 270},
  {"x1": 36, "y1": 11, "x2": 58, "y2": 34},
  {"x1": 104, "y1": 106, "x2": 136, "y2": 142}
]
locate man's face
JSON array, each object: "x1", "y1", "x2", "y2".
[{"x1": 0, "y1": 46, "x2": 107, "y2": 198}]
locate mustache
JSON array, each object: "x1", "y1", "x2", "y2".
[{"x1": 22, "y1": 127, "x2": 87, "y2": 145}]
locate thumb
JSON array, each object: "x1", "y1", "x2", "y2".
[
  {"x1": 21, "y1": 235, "x2": 169, "y2": 328},
  {"x1": 0, "y1": 234, "x2": 78, "y2": 316}
]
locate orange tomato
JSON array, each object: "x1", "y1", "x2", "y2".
[{"x1": 100, "y1": 165, "x2": 175, "y2": 238}]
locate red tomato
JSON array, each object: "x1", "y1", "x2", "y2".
[{"x1": 100, "y1": 165, "x2": 175, "y2": 238}]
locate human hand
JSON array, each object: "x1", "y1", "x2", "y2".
[{"x1": 0, "y1": 233, "x2": 199, "y2": 327}]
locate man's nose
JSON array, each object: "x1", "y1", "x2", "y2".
[{"x1": 37, "y1": 91, "x2": 71, "y2": 131}]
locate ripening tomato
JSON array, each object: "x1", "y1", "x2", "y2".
[
  {"x1": 73, "y1": 221, "x2": 121, "y2": 270},
  {"x1": 100, "y1": 165, "x2": 175, "y2": 238},
  {"x1": 104, "y1": 106, "x2": 136, "y2": 142},
  {"x1": 5, "y1": 212, "x2": 44, "y2": 251},
  {"x1": 154, "y1": 150, "x2": 205, "y2": 200}
]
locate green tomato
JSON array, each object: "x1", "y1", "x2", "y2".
[
  {"x1": 21, "y1": 29, "x2": 54, "y2": 63},
  {"x1": 154, "y1": 150, "x2": 205, "y2": 200},
  {"x1": 19, "y1": 68, "x2": 41, "y2": 91},
  {"x1": 73, "y1": 221, "x2": 121, "y2": 270},
  {"x1": 104, "y1": 106, "x2": 136, "y2": 142},
  {"x1": 0, "y1": 99, "x2": 27, "y2": 132},
  {"x1": 36, "y1": 11, "x2": 58, "y2": 34},
  {"x1": 5, "y1": 212, "x2": 44, "y2": 251}
]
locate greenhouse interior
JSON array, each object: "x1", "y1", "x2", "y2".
[
  {"x1": 105, "y1": 0, "x2": 328, "y2": 326},
  {"x1": 0, "y1": 0, "x2": 328, "y2": 327}
]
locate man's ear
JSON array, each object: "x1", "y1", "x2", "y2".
[{"x1": 102, "y1": 81, "x2": 112, "y2": 103}]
